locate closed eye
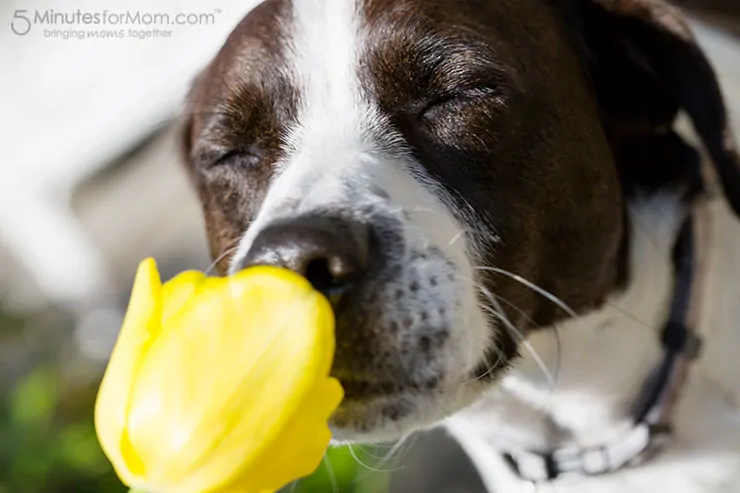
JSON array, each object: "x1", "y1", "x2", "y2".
[
  {"x1": 199, "y1": 147, "x2": 264, "y2": 170},
  {"x1": 213, "y1": 149, "x2": 245, "y2": 167},
  {"x1": 420, "y1": 86, "x2": 506, "y2": 118}
]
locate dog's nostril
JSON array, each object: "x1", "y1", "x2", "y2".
[
  {"x1": 304, "y1": 258, "x2": 334, "y2": 292},
  {"x1": 304, "y1": 256, "x2": 357, "y2": 294},
  {"x1": 240, "y1": 215, "x2": 369, "y2": 298}
]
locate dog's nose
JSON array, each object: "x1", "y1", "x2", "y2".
[{"x1": 239, "y1": 216, "x2": 369, "y2": 296}]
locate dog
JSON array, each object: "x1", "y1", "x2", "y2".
[{"x1": 179, "y1": 0, "x2": 740, "y2": 491}]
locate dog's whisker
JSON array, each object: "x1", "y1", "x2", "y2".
[
  {"x1": 454, "y1": 272, "x2": 511, "y2": 383},
  {"x1": 493, "y1": 293, "x2": 563, "y2": 394},
  {"x1": 478, "y1": 286, "x2": 557, "y2": 389},
  {"x1": 478, "y1": 264, "x2": 656, "y2": 335},
  {"x1": 373, "y1": 436, "x2": 412, "y2": 469},
  {"x1": 352, "y1": 443, "x2": 393, "y2": 461},
  {"x1": 477, "y1": 264, "x2": 655, "y2": 335},
  {"x1": 205, "y1": 241, "x2": 242, "y2": 276},
  {"x1": 391, "y1": 433, "x2": 419, "y2": 464},
  {"x1": 448, "y1": 230, "x2": 466, "y2": 246},
  {"x1": 465, "y1": 336, "x2": 506, "y2": 383},
  {"x1": 604, "y1": 301, "x2": 654, "y2": 329},
  {"x1": 408, "y1": 207, "x2": 489, "y2": 247},
  {"x1": 477, "y1": 353, "x2": 504, "y2": 381},
  {"x1": 347, "y1": 443, "x2": 405, "y2": 474},
  {"x1": 351, "y1": 435, "x2": 414, "y2": 486},
  {"x1": 322, "y1": 454, "x2": 339, "y2": 493},
  {"x1": 482, "y1": 303, "x2": 557, "y2": 390},
  {"x1": 485, "y1": 294, "x2": 565, "y2": 428},
  {"x1": 368, "y1": 441, "x2": 401, "y2": 449},
  {"x1": 474, "y1": 266, "x2": 578, "y2": 319}
]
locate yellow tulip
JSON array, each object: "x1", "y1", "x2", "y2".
[{"x1": 94, "y1": 258, "x2": 343, "y2": 493}]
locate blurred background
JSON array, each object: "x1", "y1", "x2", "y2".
[{"x1": 1, "y1": 1, "x2": 738, "y2": 492}]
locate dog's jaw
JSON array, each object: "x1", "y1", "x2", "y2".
[{"x1": 226, "y1": 0, "x2": 495, "y2": 442}]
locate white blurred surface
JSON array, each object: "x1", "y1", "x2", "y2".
[{"x1": 0, "y1": 0, "x2": 260, "y2": 305}]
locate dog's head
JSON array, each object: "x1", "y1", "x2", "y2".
[{"x1": 180, "y1": 0, "x2": 740, "y2": 442}]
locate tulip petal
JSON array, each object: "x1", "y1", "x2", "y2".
[
  {"x1": 160, "y1": 270, "x2": 206, "y2": 327},
  {"x1": 99, "y1": 264, "x2": 343, "y2": 493},
  {"x1": 226, "y1": 377, "x2": 344, "y2": 492},
  {"x1": 95, "y1": 258, "x2": 163, "y2": 486},
  {"x1": 124, "y1": 266, "x2": 341, "y2": 493}
]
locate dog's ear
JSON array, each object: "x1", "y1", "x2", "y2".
[{"x1": 574, "y1": 0, "x2": 740, "y2": 216}]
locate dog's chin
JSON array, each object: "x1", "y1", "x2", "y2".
[
  {"x1": 328, "y1": 379, "x2": 493, "y2": 443},
  {"x1": 326, "y1": 285, "x2": 502, "y2": 444}
]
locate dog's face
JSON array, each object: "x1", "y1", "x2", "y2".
[{"x1": 181, "y1": 0, "x2": 739, "y2": 442}]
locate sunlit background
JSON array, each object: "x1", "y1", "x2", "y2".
[{"x1": 1, "y1": 1, "x2": 739, "y2": 492}]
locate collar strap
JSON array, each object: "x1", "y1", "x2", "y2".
[{"x1": 502, "y1": 196, "x2": 712, "y2": 482}]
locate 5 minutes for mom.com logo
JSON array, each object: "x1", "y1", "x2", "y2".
[{"x1": 10, "y1": 8, "x2": 221, "y2": 39}]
